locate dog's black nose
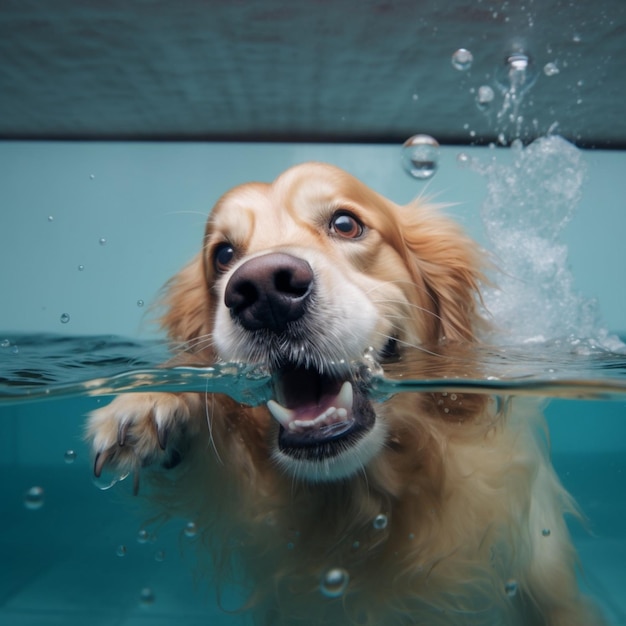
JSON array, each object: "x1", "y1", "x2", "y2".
[{"x1": 224, "y1": 253, "x2": 314, "y2": 332}]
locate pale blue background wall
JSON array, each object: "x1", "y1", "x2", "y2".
[{"x1": 1, "y1": 140, "x2": 624, "y2": 337}]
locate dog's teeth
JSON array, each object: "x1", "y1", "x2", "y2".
[
  {"x1": 267, "y1": 400, "x2": 295, "y2": 428},
  {"x1": 337, "y1": 381, "x2": 353, "y2": 411}
]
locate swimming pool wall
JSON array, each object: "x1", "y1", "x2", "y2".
[{"x1": 1, "y1": 140, "x2": 625, "y2": 336}]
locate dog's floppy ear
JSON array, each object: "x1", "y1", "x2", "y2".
[
  {"x1": 159, "y1": 253, "x2": 215, "y2": 352},
  {"x1": 400, "y1": 204, "x2": 485, "y2": 343}
]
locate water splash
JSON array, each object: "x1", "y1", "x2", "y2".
[
  {"x1": 494, "y1": 51, "x2": 538, "y2": 142},
  {"x1": 473, "y1": 135, "x2": 620, "y2": 349}
]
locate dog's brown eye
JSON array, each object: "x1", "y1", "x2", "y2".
[
  {"x1": 213, "y1": 243, "x2": 236, "y2": 273},
  {"x1": 330, "y1": 211, "x2": 364, "y2": 239}
]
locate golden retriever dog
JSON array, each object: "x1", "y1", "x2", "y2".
[{"x1": 87, "y1": 163, "x2": 603, "y2": 626}]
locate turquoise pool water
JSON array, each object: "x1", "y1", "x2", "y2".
[
  {"x1": 0, "y1": 139, "x2": 625, "y2": 625},
  {"x1": 0, "y1": 334, "x2": 625, "y2": 625}
]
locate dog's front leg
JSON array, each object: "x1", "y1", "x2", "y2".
[{"x1": 86, "y1": 392, "x2": 203, "y2": 484}]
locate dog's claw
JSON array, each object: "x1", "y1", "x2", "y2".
[
  {"x1": 117, "y1": 420, "x2": 129, "y2": 446},
  {"x1": 93, "y1": 449, "x2": 110, "y2": 478},
  {"x1": 157, "y1": 424, "x2": 169, "y2": 451}
]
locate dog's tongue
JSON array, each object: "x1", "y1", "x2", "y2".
[{"x1": 267, "y1": 368, "x2": 354, "y2": 434}]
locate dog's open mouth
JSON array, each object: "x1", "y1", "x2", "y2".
[{"x1": 267, "y1": 365, "x2": 376, "y2": 458}]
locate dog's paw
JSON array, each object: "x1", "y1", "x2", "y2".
[{"x1": 86, "y1": 392, "x2": 193, "y2": 478}]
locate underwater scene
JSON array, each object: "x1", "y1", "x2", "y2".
[
  {"x1": 1, "y1": 133, "x2": 625, "y2": 626},
  {"x1": 1, "y1": 13, "x2": 626, "y2": 625}
]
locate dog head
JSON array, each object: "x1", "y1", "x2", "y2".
[{"x1": 161, "y1": 163, "x2": 484, "y2": 481}]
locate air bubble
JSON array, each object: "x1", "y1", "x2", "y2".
[
  {"x1": 542, "y1": 528, "x2": 551, "y2": 537},
  {"x1": 89, "y1": 174, "x2": 96, "y2": 180},
  {"x1": 139, "y1": 587, "x2": 155, "y2": 606},
  {"x1": 23, "y1": 486, "x2": 45, "y2": 510},
  {"x1": 60, "y1": 313, "x2": 70, "y2": 324},
  {"x1": 78, "y1": 265, "x2": 85, "y2": 271},
  {"x1": 451, "y1": 48, "x2": 473, "y2": 71},
  {"x1": 1, "y1": 339, "x2": 10, "y2": 348},
  {"x1": 543, "y1": 62, "x2": 560, "y2": 77},
  {"x1": 373, "y1": 513, "x2": 388, "y2": 530},
  {"x1": 401, "y1": 134, "x2": 439, "y2": 180},
  {"x1": 476, "y1": 85, "x2": 495, "y2": 109},
  {"x1": 184, "y1": 521, "x2": 198, "y2": 538},
  {"x1": 48, "y1": 215, "x2": 54, "y2": 222},
  {"x1": 457, "y1": 152, "x2": 472, "y2": 168},
  {"x1": 504, "y1": 579, "x2": 518, "y2": 597},
  {"x1": 320, "y1": 567, "x2": 350, "y2": 598},
  {"x1": 137, "y1": 529, "x2": 150, "y2": 544},
  {"x1": 64, "y1": 449, "x2": 77, "y2": 464},
  {"x1": 154, "y1": 550, "x2": 165, "y2": 562},
  {"x1": 116, "y1": 544, "x2": 127, "y2": 557},
  {"x1": 99, "y1": 238, "x2": 107, "y2": 246},
  {"x1": 136, "y1": 299, "x2": 144, "y2": 308}
]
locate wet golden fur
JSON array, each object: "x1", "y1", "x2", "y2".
[{"x1": 87, "y1": 163, "x2": 604, "y2": 625}]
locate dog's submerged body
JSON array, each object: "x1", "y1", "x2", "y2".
[{"x1": 87, "y1": 163, "x2": 603, "y2": 625}]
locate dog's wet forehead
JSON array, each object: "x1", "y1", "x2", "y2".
[{"x1": 206, "y1": 169, "x2": 371, "y2": 248}]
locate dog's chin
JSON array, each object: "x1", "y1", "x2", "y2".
[{"x1": 266, "y1": 363, "x2": 386, "y2": 482}]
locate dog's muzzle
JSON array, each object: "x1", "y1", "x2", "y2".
[{"x1": 224, "y1": 252, "x2": 378, "y2": 464}]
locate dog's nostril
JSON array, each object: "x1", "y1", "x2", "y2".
[
  {"x1": 274, "y1": 268, "x2": 310, "y2": 297},
  {"x1": 224, "y1": 253, "x2": 314, "y2": 332}
]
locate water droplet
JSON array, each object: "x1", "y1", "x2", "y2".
[
  {"x1": 451, "y1": 48, "x2": 473, "y2": 71},
  {"x1": 542, "y1": 528, "x2": 551, "y2": 537},
  {"x1": 572, "y1": 33, "x2": 582, "y2": 43},
  {"x1": 408, "y1": 532, "x2": 415, "y2": 541},
  {"x1": 99, "y1": 237, "x2": 107, "y2": 246},
  {"x1": 89, "y1": 174, "x2": 95, "y2": 180},
  {"x1": 137, "y1": 529, "x2": 150, "y2": 544},
  {"x1": 504, "y1": 579, "x2": 518, "y2": 597},
  {"x1": 543, "y1": 62, "x2": 560, "y2": 77},
  {"x1": 78, "y1": 264, "x2": 85, "y2": 271},
  {"x1": 476, "y1": 85, "x2": 495, "y2": 110},
  {"x1": 154, "y1": 550, "x2": 165, "y2": 562},
  {"x1": 23, "y1": 486, "x2": 45, "y2": 510},
  {"x1": 184, "y1": 521, "x2": 198, "y2": 538},
  {"x1": 1, "y1": 339, "x2": 10, "y2": 348},
  {"x1": 64, "y1": 449, "x2": 77, "y2": 464},
  {"x1": 11, "y1": 345, "x2": 19, "y2": 354},
  {"x1": 457, "y1": 152, "x2": 471, "y2": 167},
  {"x1": 352, "y1": 540, "x2": 360, "y2": 550},
  {"x1": 450, "y1": 394, "x2": 458, "y2": 401},
  {"x1": 60, "y1": 313, "x2": 70, "y2": 324},
  {"x1": 48, "y1": 215, "x2": 54, "y2": 222},
  {"x1": 139, "y1": 587, "x2": 155, "y2": 606},
  {"x1": 373, "y1": 513, "x2": 388, "y2": 530},
  {"x1": 136, "y1": 299, "x2": 144, "y2": 308},
  {"x1": 411, "y1": 93, "x2": 419, "y2": 101},
  {"x1": 320, "y1": 567, "x2": 350, "y2": 598},
  {"x1": 93, "y1": 468, "x2": 129, "y2": 491},
  {"x1": 401, "y1": 134, "x2": 439, "y2": 180},
  {"x1": 116, "y1": 544, "x2": 127, "y2": 557}
]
